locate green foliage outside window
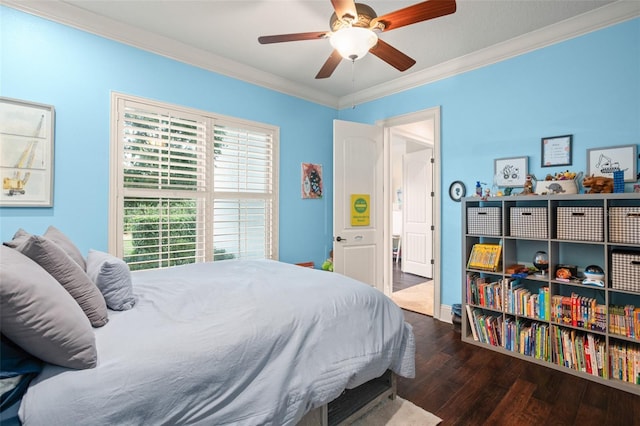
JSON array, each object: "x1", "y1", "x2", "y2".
[{"x1": 123, "y1": 199, "x2": 234, "y2": 271}]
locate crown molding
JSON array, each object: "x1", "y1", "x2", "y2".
[
  {"x1": 1, "y1": 0, "x2": 341, "y2": 108},
  {"x1": 338, "y1": 1, "x2": 640, "y2": 109},
  {"x1": 3, "y1": 1, "x2": 638, "y2": 111}
]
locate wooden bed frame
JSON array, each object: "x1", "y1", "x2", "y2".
[{"x1": 298, "y1": 370, "x2": 397, "y2": 426}]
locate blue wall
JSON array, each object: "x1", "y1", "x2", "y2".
[
  {"x1": 0, "y1": 6, "x2": 336, "y2": 268},
  {"x1": 2, "y1": 6, "x2": 638, "y2": 307},
  {"x1": 339, "y1": 18, "x2": 640, "y2": 306}
]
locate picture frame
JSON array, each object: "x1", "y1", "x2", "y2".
[
  {"x1": 301, "y1": 163, "x2": 323, "y2": 199},
  {"x1": 541, "y1": 134, "x2": 572, "y2": 167},
  {"x1": 587, "y1": 144, "x2": 638, "y2": 182},
  {"x1": 494, "y1": 156, "x2": 528, "y2": 187},
  {"x1": 448, "y1": 180, "x2": 466, "y2": 202},
  {"x1": 0, "y1": 97, "x2": 55, "y2": 207}
]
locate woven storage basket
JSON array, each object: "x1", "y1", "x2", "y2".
[
  {"x1": 557, "y1": 207, "x2": 603, "y2": 242},
  {"x1": 510, "y1": 207, "x2": 548, "y2": 239},
  {"x1": 609, "y1": 207, "x2": 640, "y2": 245},
  {"x1": 611, "y1": 250, "x2": 640, "y2": 293},
  {"x1": 467, "y1": 207, "x2": 502, "y2": 236}
]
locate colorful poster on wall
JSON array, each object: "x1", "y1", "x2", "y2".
[
  {"x1": 301, "y1": 163, "x2": 323, "y2": 199},
  {"x1": 350, "y1": 194, "x2": 370, "y2": 226}
]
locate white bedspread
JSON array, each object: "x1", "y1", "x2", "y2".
[{"x1": 19, "y1": 260, "x2": 415, "y2": 425}]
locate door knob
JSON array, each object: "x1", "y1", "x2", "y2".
[{"x1": 336, "y1": 236, "x2": 346, "y2": 242}]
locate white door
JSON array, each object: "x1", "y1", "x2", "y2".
[
  {"x1": 333, "y1": 119, "x2": 384, "y2": 291},
  {"x1": 402, "y1": 149, "x2": 433, "y2": 278}
]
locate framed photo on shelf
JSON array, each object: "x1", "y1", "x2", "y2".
[
  {"x1": 494, "y1": 156, "x2": 528, "y2": 187},
  {"x1": 587, "y1": 144, "x2": 638, "y2": 182},
  {"x1": 0, "y1": 97, "x2": 55, "y2": 207},
  {"x1": 541, "y1": 134, "x2": 572, "y2": 167}
]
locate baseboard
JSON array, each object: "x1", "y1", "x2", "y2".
[{"x1": 439, "y1": 304, "x2": 452, "y2": 324}]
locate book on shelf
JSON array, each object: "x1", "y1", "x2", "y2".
[
  {"x1": 465, "y1": 304, "x2": 479, "y2": 341},
  {"x1": 549, "y1": 325, "x2": 610, "y2": 378},
  {"x1": 609, "y1": 341, "x2": 640, "y2": 384},
  {"x1": 467, "y1": 243, "x2": 502, "y2": 271},
  {"x1": 466, "y1": 273, "x2": 504, "y2": 311},
  {"x1": 609, "y1": 305, "x2": 640, "y2": 340},
  {"x1": 550, "y1": 294, "x2": 606, "y2": 333}
]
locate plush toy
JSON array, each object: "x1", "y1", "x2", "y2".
[{"x1": 582, "y1": 174, "x2": 614, "y2": 193}]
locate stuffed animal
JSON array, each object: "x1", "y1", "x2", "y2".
[{"x1": 582, "y1": 174, "x2": 614, "y2": 193}]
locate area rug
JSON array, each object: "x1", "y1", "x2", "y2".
[
  {"x1": 351, "y1": 397, "x2": 442, "y2": 426},
  {"x1": 391, "y1": 281, "x2": 434, "y2": 316}
]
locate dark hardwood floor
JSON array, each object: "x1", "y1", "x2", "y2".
[
  {"x1": 392, "y1": 261, "x2": 426, "y2": 292},
  {"x1": 396, "y1": 309, "x2": 640, "y2": 425}
]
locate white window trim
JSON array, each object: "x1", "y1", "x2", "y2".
[{"x1": 109, "y1": 92, "x2": 279, "y2": 264}]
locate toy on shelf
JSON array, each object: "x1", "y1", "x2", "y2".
[
  {"x1": 582, "y1": 174, "x2": 614, "y2": 193},
  {"x1": 521, "y1": 175, "x2": 535, "y2": 195},
  {"x1": 582, "y1": 265, "x2": 604, "y2": 287},
  {"x1": 535, "y1": 171, "x2": 582, "y2": 195},
  {"x1": 533, "y1": 251, "x2": 549, "y2": 277}
]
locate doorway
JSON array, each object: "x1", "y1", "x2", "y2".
[{"x1": 380, "y1": 108, "x2": 441, "y2": 319}]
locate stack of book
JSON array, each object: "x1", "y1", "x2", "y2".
[
  {"x1": 609, "y1": 305, "x2": 640, "y2": 339},
  {"x1": 550, "y1": 293, "x2": 606, "y2": 332},
  {"x1": 466, "y1": 306, "x2": 503, "y2": 347},
  {"x1": 466, "y1": 273, "x2": 502, "y2": 310},
  {"x1": 610, "y1": 342, "x2": 640, "y2": 384},
  {"x1": 550, "y1": 326, "x2": 608, "y2": 378},
  {"x1": 504, "y1": 280, "x2": 550, "y2": 320}
]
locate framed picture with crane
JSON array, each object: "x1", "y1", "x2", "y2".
[{"x1": 0, "y1": 97, "x2": 55, "y2": 207}]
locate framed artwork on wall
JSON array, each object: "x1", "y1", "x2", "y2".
[
  {"x1": 494, "y1": 156, "x2": 528, "y2": 187},
  {"x1": 541, "y1": 134, "x2": 572, "y2": 167},
  {"x1": 587, "y1": 144, "x2": 638, "y2": 182},
  {"x1": 301, "y1": 163, "x2": 323, "y2": 199},
  {"x1": 0, "y1": 97, "x2": 55, "y2": 207}
]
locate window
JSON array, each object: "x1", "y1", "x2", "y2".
[{"x1": 111, "y1": 94, "x2": 278, "y2": 270}]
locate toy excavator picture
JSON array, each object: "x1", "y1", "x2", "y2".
[{"x1": 2, "y1": 114, "x2": 44, "y2": 196}]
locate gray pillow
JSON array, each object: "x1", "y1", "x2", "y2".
[
  {"x1": 43, "y1": 225, "x2": 86, "y2": 271},
  {"x1": 86, "y1": 250, "x2": 137, "y2": 311},
  {"x1": 3, "y1": 228, "x2": 31, "y2": 248},
  {"x1": 12, "y1": 235, "x2": 109, "y2": 328},
  {"x1": 0, "y1": 246, "x2": 97, "y2": 369}
]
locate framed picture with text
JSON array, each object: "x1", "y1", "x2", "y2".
[
  {"x1": 0, "y1": 97, "x2": 55, "y2": 207},
  {"x1": 541, "y1": 134, "x2": 572, "y2": 167}
]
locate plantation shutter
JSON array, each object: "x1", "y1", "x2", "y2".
[
  {"x1": 212, "y1": 121, "x2": 275, "y2": 260},
  {"x1": 118, "y1": 99, "x2": 208, "y2": 270},
  {"x1": 113, "y1": 94, "x2": 278, "y2": 271}
]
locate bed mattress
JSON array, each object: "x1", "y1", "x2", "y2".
[{"x1": 19, "y1": 260, "x2": 414, "y2": 425}]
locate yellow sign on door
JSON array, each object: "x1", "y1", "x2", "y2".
[{"x1": 351, "y1": 194, "x2": 370, "y2": 226}]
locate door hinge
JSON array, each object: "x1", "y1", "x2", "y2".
[
  {"x1": 430, "y1": 192, "x2": 435, "y2": 197},
  {"x1": 430, "y1": 259, "x2": 435, "y2": 265},
  {"x1": 430, "y1": 157, "x2": 435, "y2": 163},
  {"x1": 431, "y1": 225, "x2": 435, "y2": 231}
]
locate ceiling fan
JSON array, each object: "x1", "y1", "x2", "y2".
[{"x1": 258, "y1": 0, "x2": 456, "y2": 79}]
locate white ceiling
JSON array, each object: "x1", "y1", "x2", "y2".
[{"x1": 5, "y1": 1, "x2": 639, "y2": 108}]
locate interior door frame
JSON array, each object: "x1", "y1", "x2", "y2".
[{"x1": 377, "y1": 106, "x2": 442, "y2": 320}]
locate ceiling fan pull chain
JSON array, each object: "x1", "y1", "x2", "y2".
[{"x1": 351, "y1": 58, "x2": 356, "y2": 109}]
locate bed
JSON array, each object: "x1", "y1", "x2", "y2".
[{"x1": 1, "y1": 233, "x2": 415, "y2": 426}]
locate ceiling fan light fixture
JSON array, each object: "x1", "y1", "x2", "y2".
[{"x1": 329, "y1": 27, "x2": 378, "y2": 61}]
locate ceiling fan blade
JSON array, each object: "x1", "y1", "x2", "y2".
[
  {"x1": 315, "y1": 50, "x2": 343, "y2": 79},
  {"x1": 258, "y1": 31, "x2": 329, "y2": 44},
  {"x1": 331, "y1": 0, "x2": 358, "y2": 21},
  {"x1": 373, "y1": 0, "x2": 456, "y2": 32},
  {"x1": 370, "y1": 39, "x2": 416, "y2": 72}
]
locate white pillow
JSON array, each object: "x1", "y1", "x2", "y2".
[{"x1": 86, "y1": 250, "x2": 137, "y2": 311}]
